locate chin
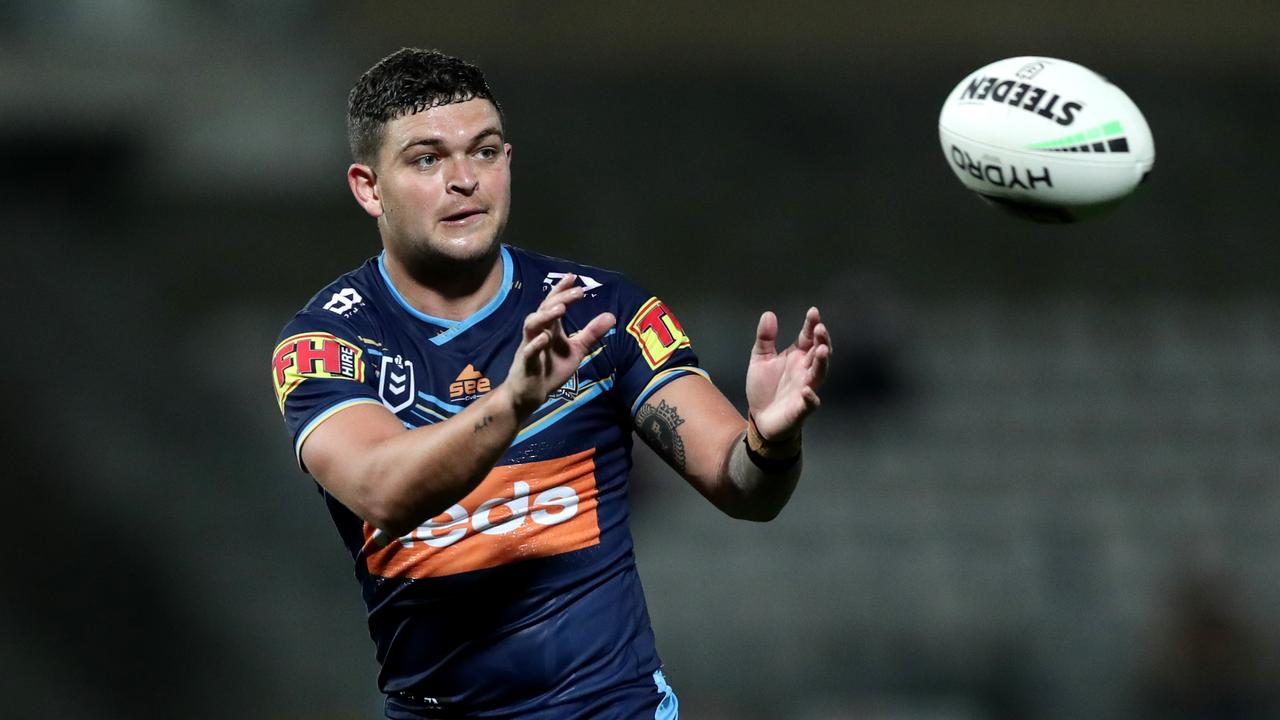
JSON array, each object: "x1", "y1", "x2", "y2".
[
  {"x1": 397, "y1": 232, "x2": 497, "y2": 267},
  {"x1": 441, "y1": 235, "x2": 500, "y2": 263}
]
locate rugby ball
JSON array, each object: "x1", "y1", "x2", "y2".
[{"x1": 938, "y1": 57, "x2": 1154, "y2": 222}]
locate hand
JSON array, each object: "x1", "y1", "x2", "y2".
[
  {"x1": 506, "y1": 273, "x2": 615, "y2": 417},
  {"x1": 745, "y1": 307, "x2": 832, "y2": 441}
]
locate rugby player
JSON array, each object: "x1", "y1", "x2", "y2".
[{"x1": 271, "y1": 48, "x2": 832, "y2": 719}]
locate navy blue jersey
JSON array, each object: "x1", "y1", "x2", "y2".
[{"x1": 272, "y1": 245, "x2": 699, "y2": 717}]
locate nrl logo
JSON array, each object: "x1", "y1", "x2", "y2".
[{"x1": 379, "y1": 355, "x2": 416, "y2": 413}]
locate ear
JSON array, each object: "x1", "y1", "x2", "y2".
[{"x1": 347, "y1": 163, "x2": 382, "y2": 218}]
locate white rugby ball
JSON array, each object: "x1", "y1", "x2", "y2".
[{"x1": 938, "y1": 56, "x2": 1154, "y2": 222}]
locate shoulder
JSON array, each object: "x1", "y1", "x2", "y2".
[
  {"x1": 296, "y1": 256, "x2": 381, "y2": 316},
  {"x1": 509, "y1": 245, "x2": 626, "y2": 286},
  {"x1": 507, "y1": 245, "x2": 647, "y2": 307},
  {"x1": 277, "y1": 256, "x2": 384, "y2": 341}
]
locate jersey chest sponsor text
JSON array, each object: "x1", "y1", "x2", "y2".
[{"x1": 363, "y1": 449, "x2": 602, "y2": 579}]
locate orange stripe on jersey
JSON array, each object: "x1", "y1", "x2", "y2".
[{"x1": 362, "y1": 449, "x2": 602, "y2": 579}]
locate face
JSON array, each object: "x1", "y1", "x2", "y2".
[{"x1": 352, "y1": 98, "x2": 512, "y2": 267}]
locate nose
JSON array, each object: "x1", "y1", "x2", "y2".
[{"x1": 446, "y1": 157, "x2": 479, "y2": 196}]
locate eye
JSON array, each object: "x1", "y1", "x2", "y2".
[
  {"x1": 414, "y1": 154, "x2": 438, "y2": 169},
  {"x1": 476, "y1": 147, "x2": 499, "y2": 161}
]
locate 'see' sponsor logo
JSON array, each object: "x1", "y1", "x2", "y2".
[{"x1": 449, "y1": 363, "x2": 491, "y2": 400}]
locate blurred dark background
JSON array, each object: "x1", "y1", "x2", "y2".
[{"x1": 2, "y1": 1, "x2": 1278, "y2": 718}]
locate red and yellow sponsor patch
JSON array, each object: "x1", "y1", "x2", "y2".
[
  {"x1": 271, "y1": 332, "x2": 365, "y2": 411},
  {"x1": 363, "y1": 449, "x2": 601, "y2": 579},
  {"x1": 626, "y1": 297, "x2": 691, "y2": 370}
]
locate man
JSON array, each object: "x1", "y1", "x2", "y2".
[{"x1": 272, "y1": 48, "x2": 831, "y2": 719}]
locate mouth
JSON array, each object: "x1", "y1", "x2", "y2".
[{"x1": 441, "y1": 208, "x2": 487, "y2": 226}]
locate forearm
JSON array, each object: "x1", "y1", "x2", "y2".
[
  {"x1": 358, "y1": 384, "x2": 526, "y2": 536},
  {"x1": 634, "y1": 376, "x2": 806, "y2": 522},
  {"x1": 721, "y1": 430, "x2": 802, "y2": 522},
  {"x1": 304, "y1": 276, "x2": 616, "y2": 540}
]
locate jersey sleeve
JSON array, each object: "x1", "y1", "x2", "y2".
[
  {"x1": 609, "y1": 280, "x2": 708, "y2": 418},
  {"x1": 271, "y1": 312, "x2": 383, "y2": 469}
]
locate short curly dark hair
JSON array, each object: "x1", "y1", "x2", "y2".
[{"x1": 346, "y1": 48, "x2": 503, "y2": 166}]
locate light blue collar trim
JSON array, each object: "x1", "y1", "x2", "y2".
[{"x1": 377, "y1": 246, "x2": 514, "y2": 346}]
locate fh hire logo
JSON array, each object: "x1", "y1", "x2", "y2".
[
  {"x1": 379, "y1": 355, "x2": 416, "y2": 413},
  {"x1": 450, "y1": 364, "x2": 491, "y2": 400},
  {"x1": 272, "y1": 333, "x2": 364, "y2": 410}
]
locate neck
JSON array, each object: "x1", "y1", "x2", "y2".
[{"x1": 382, "y1": 245, "x2": 505, "y2": 322}]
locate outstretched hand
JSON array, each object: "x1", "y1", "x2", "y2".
[
  {"x1": 506, "y1": 273, "x2": 615, "y2": 417},
  {"x1": 745, "y1": 307, "x2": 832, "y2": 441}
]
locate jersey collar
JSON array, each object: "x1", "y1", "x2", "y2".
[{"x1": 377, "y1": 246, "x2": 514, "y2": 346}]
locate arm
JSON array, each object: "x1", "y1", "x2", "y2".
[
  {"x1": 301, "y1": 274, "x2": 615, "y2": 538},
  {"x1": 635, "y1": 307, "x2": 831, "y2": 521}
]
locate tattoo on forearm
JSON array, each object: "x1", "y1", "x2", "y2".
[
  {"x1": 635, "y1": 399, "x2": 687, "y2": 472},
  {"x1": 474, "y1": 415, "x2": 493, "y2": 433}
]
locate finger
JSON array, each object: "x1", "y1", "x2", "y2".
[
  {"x1": 524, "y1": 303, "x2": 566, "y2": 340},
  {"x1": 535, "y1": 274, "x2": 576, "y2": 311},
  {"x1": 808, "y1": 342, "x2": 830, "y2": 387},
  {"x1": 801, "y1": 386, "x2": 821, "y2": 411},
  {"x1": 539, "y1": 329, "x2": 555, "y2": 376},
  {"x1": 570, "y1": 312, "x2": 617, "y2": 353},
  {"x1": 547, "y1": 319, "x2": 572, "y2": 355},
  {"x1": 801, "y1": 324, "x2": 831, "y2": 367},
  {"x1": 552, "y1": 272, "x2": 576, "y2": 292},
  {"x1": 520, "y1": 330, "x2": 550, "y2": 371},
  {"x1": 796, "y1": 307, "x2": 820, "y2": 351},
  {"x1": 547, "y1": 283, "x2": 583, "y2": 307},
  {"x1": 812, "y1": 321, "x2": 832, "y2": 354},
  {"x1": 753, "y1": 311, "x2": 778, "y2": 357},
  {"x1": 773, "y1": 386, "x2": 821, "y2": 433},
  {"x1": 541, "y1": 274, "x2": 581, "y2": 308}
]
